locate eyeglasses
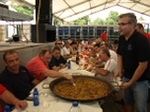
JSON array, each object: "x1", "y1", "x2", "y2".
[{"x1": 118, "y1": 22, "x2": 131, "y2": 26}]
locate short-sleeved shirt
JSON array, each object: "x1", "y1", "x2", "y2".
[
  {"x1": 101, "y1": 32, "x2": 108, "y2": 42},
  {"x1": 26, "y1": 56, "x2": 49, "y2": 81},
  {"x1": 62, "y1": 46, "x2": 70, "y2": 56},
  {"x1": 97, "y1": 58, "x2": 117, "y2": 82},
  {"x1": 0, "y1": 66, "x2": 34, "y2": 100},
  {"x1": 49, "y1": 55, "x2": 67, "y2": 69},
  {"x1": 0, "y1": 84, "x2": 6, "y2": 111},
  {"x1": 0, "y1": 84, "x2": 6, "y2": 95},
  {"x1": 109, "y1": 49, "x2": 118, "y2": 61},
  {"x1": 144, "y1": 32, "x2": 150, "y2": 40},
  {"x1": 117, "y1": 30, "x2": 150, "y2": 81}
]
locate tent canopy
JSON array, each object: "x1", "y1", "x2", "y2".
[
  {"x1": 13, "y1": 0, "x2": 150, "y2": 22},
  {"x1": 0, "y1": 2, "x2": 32, "y2": 21}
]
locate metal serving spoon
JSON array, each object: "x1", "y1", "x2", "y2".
[{"x1": 72, "y1": 82, "x2": 76, "y2": 86}]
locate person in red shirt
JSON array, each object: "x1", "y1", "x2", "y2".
[
  {"x1": 101, "y1": 30, "x2": 108, "y2": 42},
  {"x1": 136, "y1": 23, "x2": 150, "y2": 39},
  {"x1": 0, "y1": 84, "x2": 27, "y2": 111},
  {"x1": 143, "y1": 32, "x2": 150, "y2": 39},
  {"x1": 26, "y1": 48, "x2": 73, "y2": 82}
]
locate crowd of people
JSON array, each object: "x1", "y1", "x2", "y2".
[{"x1": 0, "y1": 12, "x2": 150, "y2": 112}]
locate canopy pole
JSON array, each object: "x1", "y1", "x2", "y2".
[{"x1": 36, "y1": 0, "x2": 42, "y2": 43}]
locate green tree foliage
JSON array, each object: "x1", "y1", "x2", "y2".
[
  {"x1": 54, "y1": 11, "x2": 122, "y2": 25},
  {"x1": 139, "y1": 16, "x2": 145, "y2": 21},
  {"x1": 73, "y1": 16, "x2": 90, "y2": 25},
  {"x1": 92, "y1": 17, "x2": 104, "y2": 25},
  {"x1": 105, "y1": 11, "x2": 119, "y2": 25},
  {"x1": 0, "y1": 0, "x2": 7, "y2": 3},
  {"x1": 107, "y1": 11, "x2": 119, "y2": 21},
  {"x1": 105, "y1": 19, "x2": 116, "y2": 25},
  {"x1": 54, "y1": 18, "x2": 62, "y2": 26},
  {"x1": 11, "y1": 4, "x2": 33, "y2": 17},
  {"x1": 91, "y1": 11, "x2": 119, "y2": 25},
  {"x1": 54, "y1": 16, "x2": 91, "y2": 25}
]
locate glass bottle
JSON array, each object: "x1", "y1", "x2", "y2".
[{"x1": 76, "y1": 52, "x2": 79, "y2": 65}]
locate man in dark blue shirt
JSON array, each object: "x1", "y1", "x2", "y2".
[{"x1": 0, "y1": 50, "x2": 39, "y2": 100}]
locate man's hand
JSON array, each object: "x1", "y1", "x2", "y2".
[
  {"x1": 15, "y1": 100, "x2": 28, "y2": 109},
  {"x1": 87, "y1": 67, "x2": 93, "y2": 71},
  {"x1": 114, "y1": 70, "x2": 122, "y2": 79},
  {"x1": 63, "y1": 73, "x2": 73, "y2": 81},
  {"x1": 120, "y1": 81, "x2": 132, "y2": 89},
  {"x1": 60, "y1": 64, "x2": 66, "y2": 69}
]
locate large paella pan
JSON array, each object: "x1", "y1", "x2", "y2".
[{"x1": 50, "y1": 76, "x2": 113, "y2": 101}]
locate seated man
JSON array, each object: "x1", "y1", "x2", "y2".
[
  {"x1": 89, "y1": 43, "x2": 101, "y2": 61},
  {"x1": 0, "y1": 84, "x2": 27, "y2": 111},
  {"x1": 100, "y1": 42, "x2": 118, "y2": 61},
  {"x1": 70, "y1": 40, "x2": 78, "y2": 55},
  {"x1": 49, "y1": 46, "x2": 68, "y2": 71},
  {"x1": 89, "y1": 49, "x2": 117, "y2": 82},
  {"x1": 55, "y1": 39, "x2": 64, "y2": 55},
  {"x1": 62, "y1": 40, "x2": 72, "y2": 59},
  {"x1": 112, "y1": 39, "x2": 119, "y2": 53},
  {"x1": 26, "y1": 48, "x2": 73, "y2": 82},
  {"x1": 0, "y1": 50, "x2": 39, "y2": 100}
]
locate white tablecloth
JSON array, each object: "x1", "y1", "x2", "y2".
[{"x1": 13, "y1": 62, "x2": 103, "y2": 112}]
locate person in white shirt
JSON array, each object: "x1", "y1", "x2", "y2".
[
  {"x1": 62, "y1": 41, "x2": 72, "y2": 59},
  {"x1": 77, "y1": 39, "x2": 85, "y2": 52},
  {"x1": 70, "y1": 40, "x2": 78, "y2": 55},
  {"x1": 89, "y1": 49, "x2": 117, "y2": 82},
  {"x1": 100, "y1": 42, "x2": 118, "y2": 61}
]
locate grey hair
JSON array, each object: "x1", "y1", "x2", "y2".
[{"x1": 119, "y1": 13, "x2": 137, "y2": 26}]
